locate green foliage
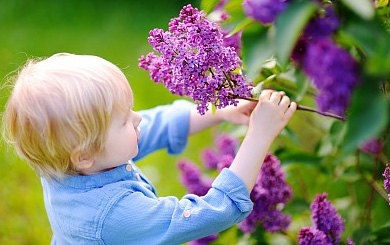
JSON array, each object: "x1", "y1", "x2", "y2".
[{"x1": 344, "y1": 78, "x2": 389, "y2": 153}]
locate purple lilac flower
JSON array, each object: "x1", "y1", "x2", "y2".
[
  {"x1": 238, "y1": 153, "x2": 293, "y2": 233},
  {"x1": 383, "y1": 164, "x2": 390, "y2": 205},
  {"x1": 139, "y1": 4, "x2": 253, "y2": 115},
  {"x1": 360, "y1": 138, "x2": 385, "y2": 155},
  {"x1": 189, "y1": 233, "x2": 218, "y2": 245},
  {"x1": 310, "y1": 193, "x2": 345, "y2": 244},
  {"x1": 298, "y1": 227, "x2": 330, "y2": 245},
  {"x1": 292, "y1": 3, "x2": 339, "y2": 65},
  {"x1": 302, "y1": 38, "x2": 360, "y2": 116},
  {"x1": 243, "y1": 0, "x2": 289, "y2": 24},
  {"x1": 177, "y1": 159, "x2": 213, "y2": 196}
]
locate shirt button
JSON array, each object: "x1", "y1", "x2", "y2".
[
  {"x1": 126, "y1": 164, "x2": 132, "y2": 172},
  {"x1": 136, "y1": 172, "x2": 141, "y2": 180},
  {"x1": 183, "y1": 210, "x2": 191, "y2": 218}
]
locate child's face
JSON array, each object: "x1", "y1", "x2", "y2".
[{"x1": 92, "y1": 108, "x2": 142, "y2": 173}]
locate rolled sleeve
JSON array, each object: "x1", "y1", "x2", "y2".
[{"x1": 212, "y1": 168, "x2": 253, "y2": 215}]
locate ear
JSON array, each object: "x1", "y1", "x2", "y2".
[{"x1": 70, "y1": 148, "x2": 94, "y2": 170}]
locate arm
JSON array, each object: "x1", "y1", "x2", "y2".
[
  {"x1": 188, "y1": 100, "x2": 257, "y2": 135},
  {"x1": 101, "y1": 169, "x2": 253, "y2": 244},
  {"x1": 133, "y1": 100, "x2": 193, "y2": 161},
  {"x1": 229, "y1": 90, "x2": 297, "y2": 192}
]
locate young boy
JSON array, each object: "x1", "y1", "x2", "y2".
[{"x1": 2, "y1": 53, "x2": 296, "y2": 244}]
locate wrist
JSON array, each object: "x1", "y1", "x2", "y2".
[{"x1": 247, "y1": 125, "x2": 276, "y2": 143}]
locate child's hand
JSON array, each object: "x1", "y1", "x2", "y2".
[
  {"x1": 219, "y1": 100, "x2": 257, "y2": 125},
  {"x1": 248, "y1": 90, "x2": 296, "y2": 140}
]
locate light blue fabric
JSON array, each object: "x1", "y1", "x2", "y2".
[{"x1": 41, "y1": 100, "x2": 253, "y2": 245}]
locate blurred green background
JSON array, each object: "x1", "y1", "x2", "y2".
[{"x1": 1, "y1": 0, "x2": 389, "y2": 244}]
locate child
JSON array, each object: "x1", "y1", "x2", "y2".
[{"x1": 2, "y1": 53, "x2": 296, "y2": 244}]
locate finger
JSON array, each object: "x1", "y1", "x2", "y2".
[
  {"x1": 285, "y1": 102, "x2": 297, "y2": 119},
  {"x1": 270, "y1": 91, "x2": 282, "y2": 104},
  {"x1": 259, "y1": 90, "x2": 274, "y2": 100},
  {"x1": 279, "y1": 95, "x2": 290, "y2": 111}
]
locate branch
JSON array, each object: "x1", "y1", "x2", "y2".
[{"x1": 238, "y1": 97, "x2": 346, "y2": 121}]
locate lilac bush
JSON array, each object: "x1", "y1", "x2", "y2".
[
  {"x1": 178, "y1": 133, "x2": 293, "y2": 236},
  {"x1": 299, "y1": 193, "x2": 347, "y2": 244},
  {"x1": 139, "y1": 4, "x2": 253, "y2": 115},
  {"x1": 291, "y1": 1, "x2": 360, "y2": 116},
  {"x1": 238, "y1": 153, "x2": 293, "y2": 233}
]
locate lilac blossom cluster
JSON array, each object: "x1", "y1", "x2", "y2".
[
  {"x1": 238, "y1": 153, "x2": 293, "y2": 233},
  {"x1": 383, "y1": 164, "x2": 390, "y2": 205},
  {"x1": 302, "y1": 38, "x2": 360, "y2": 116},
  {"x1": 139, "y1": 4, "x2": 253, "y2": 115},
  {"x1": 291, "y1": 2, "x2": 360, "y2": 116},
  {"x1": 178, "y1": 133, "x2": 293, "y2": 236},
  {"x1": 298, "y1": 193, "x2": 349, "y2": 245}
]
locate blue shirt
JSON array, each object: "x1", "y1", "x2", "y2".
[{"x1": 41, "y1": 100, "x2": 253, "y2": 245}]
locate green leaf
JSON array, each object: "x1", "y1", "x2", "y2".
[
  {"x1": 201, "y1": 0, "x2": 220, "y2": 13},
  {"x1": 343, "y1": 79, "x2": 389, "y2": 153},
  {"x1": 275, "y1": 1, "x2": 317, "y2": 67},
  {"x1": 278, "y1": 150, "x2": 322, "y2": 166},
  {"x1": 341, "y1": 0, "x2": 375, "y2": 20},
  {"x1": 295, "y1": 69, "x2": 309, "y2": 102},
  {"x1": 372, "y1": 222, "x2": 390, "y2": 242},
  {"x1": 329, "y1": 121, "x2": 347, "y2": 147},
  {"x1": 225, "y1": 17, "x2": 254, "y2": 37},
  {"x1": 342, "y1": 17, "x2": 390, "y2": 76},
  {"x1": 242, "y1": 25, "x2": 273, "y2": 80},
  {"x1": 352, "y1": 226, "x2": 372, "y2": 244}
]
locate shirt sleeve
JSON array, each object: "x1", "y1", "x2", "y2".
[
  {"x1": 100, "y1": 168, "x2": 253, "y2": 245},
  {"x1": 133, "y1": 100, "x2": 194, "y2": 162}
]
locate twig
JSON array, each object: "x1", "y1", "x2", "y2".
[
  {"x1": 296, "y1": 104, "x2": 346, "y2": 121},
  {"x1": 237, "y1": 97, "x2": 346, "y2": 121}
]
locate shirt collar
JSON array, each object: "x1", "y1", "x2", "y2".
[{"x1": 54, "y1": 162, "x2": 134, "y2": 189}]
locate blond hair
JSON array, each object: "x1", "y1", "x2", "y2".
[{"x1": 2, "y1": 53, "x2": 133, "y2": 179}]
